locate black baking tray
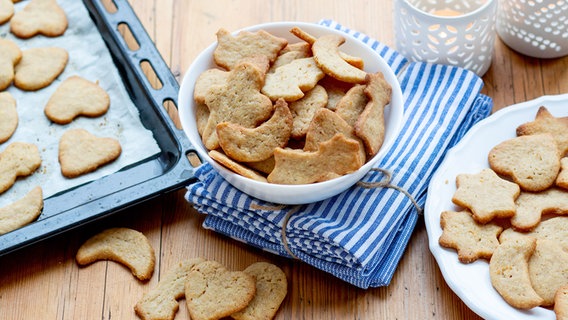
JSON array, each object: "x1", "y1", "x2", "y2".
[{"x1": 0, "y1": 0, "x2": 198, "y2": 256}]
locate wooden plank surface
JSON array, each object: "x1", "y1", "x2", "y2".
[{"x1": 1, "y1": 0, "x2": 567, "y2": 319}]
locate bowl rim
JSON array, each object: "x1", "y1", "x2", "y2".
[{"x1": 178, "y1": 21, "x2": 404, "y2": 204}]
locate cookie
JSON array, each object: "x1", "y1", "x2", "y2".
[
  {"x1": 335, "y1": 84, "x2": 368, "y2": 127},
  {"x1": 489, "y1": 236, "x2": 544, "y2": 309},
  {"x1": 528, "y1": 239, "x2": 568, "y2": 306},
  {"x1": 517, "y1": 106, "x2": 568, "y2": 156},
  {"x1": 312, "y1": 34, "x2": 367, "y2": 84},
  {"x1": 10, "y1": 0, "x2": 67, "y2": 39},
  {"x1": 208, "y1": 150, "x2": 267, "y2": 183},
  {"x1": 193, "y1": 68, "x2": 228, "y2": 104},
  {"x1": 261, "y1": 57, "x2": 325, "y2": 102},
  {"x1": 76, "y1": 227, "x2": 155, "y2": 281},
  {"x1": 488, "y1": 134, "x2": 561, "y2": 192},
  {"x1": 0, "y1": 186, "x2": 43, "y2": 235},
  {"x1": 451, "y1": 168, "x2": 520, "y2": 224},
  {"x1": 185, "y1": 260, "x2": 256, "y2": 320},
  {"x1": 44, "y1": 75, "x2": 110, "y2": 124},
  {"x1": 289, "y1": 84, "x2": 328, "y2": 139},
  {"x1": 354, "y1": 72, "x2": 391, "y2": 157},
  {"x1": 231, "y1": 262, "x2": 288, "y2": 320},
  {"x1": 555, "y1": 284, "x2": 568, "y2": 320},
  {"x1": 58, "y1": 128, "x2": 122, "y2": 178},
  {"x1": 511, "y1": 187, "x2": 568, "y2": 231},
  {"x1": 217, "y1": 98, "x2": 292, "y2": 162},
  {"x1": 439, "y1": 210, "x2": 503, "y2": 263},
  {"x1": 14, "y1": 47, "x2": 68, "y2": 91},
  {"x1": 201, "y1": 61, "x2": 273, "y2": 150},
  {"x1": 213, "y1": 28, "x2": 287, "y2": 70},
  {"x1": 134, "y1": 258, "x2": 206, "y2": 320},
  {"x1": 0, "y1": 142, "x2": 41, "y2": 194},
  {"x1": 267, "y1": 133, "x2": 363, "y2": 184},
  {"x1": 501, "y1": 216, "x2": 568, "y2": 251},
  {"x1": 0, "y1": 38, "x2": 22, "y2": 90},
  {"x1": 0, "y1": 92, "x2": 17, "y2": 143},
  {"x1": 558, "y1": 158, "x2": 568, "y2": 190},
  {"x1": 0, "y1": 0, "x2": 13, "y2": 25}
]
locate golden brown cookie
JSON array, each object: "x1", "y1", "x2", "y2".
[
  {"x1": 261, "y1": 57, "x2": 325, "y2": 102},
  {"x1": 185, "y1": 260, "x2": 256, "y2": 320},
  {"x1": 10, "y1": 0, "x2": 67, "y2": 39},
  {"x1": 510, "y1": 187, "x2": 568, "y2": 231},
  {"x1": 44, "y1": 76, "x2": 110, "y2": 124},
  {"x1": 76, "y1": 227, "x2": 155, "y2": 281},
  {"x1": 488, "y1": 134, "x2": 562, "y2": 192},
  {"x1": 335, "y1": 84, "x2": 368, "y2": 127},
  {"x1": 289, "y1": 84, "x2": 328, "y2": 139},
  {"x1": 0, "y1": 92, "x2": 17, "y2": 144},
  {"x1": 213, "y1": 28, "x2": 287, "y2": 70},
  {"x1": 451, "y1": 168, "x2": 520, "y2": 224},
  {"x1": 201, "y1": 61, "x2": 273, "y2": 150},
  {"x1": 517, "y1": 106, "x2": 568, "y2": 156},
  {"x1": 558, "y1": 158, "x2": 568, "y2": 190},
  {"x1": 501, "y1": 216, "x2": 568, "y2": 251},
  {"x1": 134, "y1": 258, "x2": 206, "y2": 320},
  {"x1": 489, "y1": 236, "x2": 544, "y2": 309},
  {"x1": 208, "y1": 150, "x2": 267, "y2": 182},
  {"x1": 231, "y1": 262, "x2": 288, "y2": 320},
  {"x1": 354, "y1": 72, "x2": 392, "y2": 157},
  {"x1": 58, "y1": 128, "x2": 122, "y2": 178},
  {"x1": 267, "y1": 133, "x2": 363, "y2": 184},
  {"x1": 0, "y1": 142, "x2": 41, "y2": 194},
  {"x1": 0, "y1": 38, "x2": 22, "y2": 90},
  {"x1": 14, "y1": 47, "x2": 68, "y2": 91},
  {"x1": 0, "y1": 186, "x2": 42, "y2": 235},
  {"x1": 0, "y1": 0, "x2": 14, "y2": 25},
  {"x1": 528, "y1": 239, "x2": 568, "y2": 306},
  {"x1": 312, "y1": 34, "x2": 367, "y2": 84},
  {"x1": 439, "y1": 210, "x2": 503, "y2": 263},
  {"x1": 555, "y1": 284, "x2": 568, "y2": 320},
  {"x1": 217, "y1": 98, "x2": 292, "y2": 162}
]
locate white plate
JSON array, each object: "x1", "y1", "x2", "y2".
[{"x1": 424, "y1": 93, "x2": 568, "y2": 320}]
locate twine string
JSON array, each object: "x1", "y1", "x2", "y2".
[{"x1": 280, "y1": 168, "x2": 423, "y2": 260}]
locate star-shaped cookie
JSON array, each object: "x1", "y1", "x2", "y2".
[
  {"x1": 452, "y1": 168, "x2": 520, "y2": 224},
  {"x1": 517, "y1": 106, "x2": 568, "y2": 156}
]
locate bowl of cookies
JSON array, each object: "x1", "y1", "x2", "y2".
[{"x1": 178, "y1": 21, "x2": 404, "y2": 204}]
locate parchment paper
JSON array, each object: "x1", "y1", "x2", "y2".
[{"x1": 0, "y1": 0, "x2": 161, "y2": 208}]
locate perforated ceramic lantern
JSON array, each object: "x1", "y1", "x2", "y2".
[
  {"x1": 394, "y1": 0, "x2": 498, "y2": 76},
  {"x1": 496, "y1": 0, "x2": 568, "y2": 58}
]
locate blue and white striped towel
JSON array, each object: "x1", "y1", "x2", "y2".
[{"x1": 185, "y1": 20, "x2": 493, "y2": 288}]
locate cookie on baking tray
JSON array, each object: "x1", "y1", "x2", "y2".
[
  {"x1": 14, "y1": 47, "x2": 68, "y2": 91},
  {"x1": 76, "y1": 227, "x2": 155, "y2": 281},
  {"x1": 10, "y1": 0, "x2": 67, "y2": 39},
  {"x1": 0, "y1": 92, "x2": 17, "y2": 144},
  {"x1": 58, "y1": 128, "x2": 121, "y2": 178},
  {"x1": 0, "y1": 186, "x2": 43, "y2": 235},
  {"x1": 44, "y1": 75, "x2": 110, "y2": 124},
  {"x1": 0, "y1": 0, "x2": 13, "y2": 25},
  {"x1": 0, "y1": 141, "x2": 41, "y2": 194},
  {"x1": 0, "y1": 38, "x2": 22, "y2": 90}
]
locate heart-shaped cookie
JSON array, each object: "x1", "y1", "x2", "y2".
[
  {"x1": 185, "y1": 260, "x2": 256, "y2": 320},
  {"x1": 0, "y1": 38, "x2": 22, "y2": 90},
  {"x1": 10, "y1": 0, "x2": 67, "y2": 39},
  {"x1": 488, "y1": 133, "x2": 562, "y2": 192},
  {"x1": 44, "y1": 76, "x2": 110, "y2": 124},
  {"x1": 14, "y1": 47, "x2": 68, "y2": 91},
  {"x1": 58, "y1": 128, "x2": 121, "y2": 178}
]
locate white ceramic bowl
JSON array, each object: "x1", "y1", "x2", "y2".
[{"x1": 178, "y1": 21, "x2": 404, "y2": 204}]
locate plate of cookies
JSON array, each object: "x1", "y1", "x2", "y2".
[
  {"x1": 178, "y1": 21, "x2": 404, "y2": 204},
  {"x1": 425, "y1": 93, "x2": 568, "y2": 319}
]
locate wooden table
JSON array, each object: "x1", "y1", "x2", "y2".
[{"x1": 1, "y1": 1, "x2": 567, "y2": 319}]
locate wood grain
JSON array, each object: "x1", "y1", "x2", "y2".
[{"x1": 1, "y1": 1, "x2": 567, "y2": 319}]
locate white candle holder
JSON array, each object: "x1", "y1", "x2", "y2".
[
  {"x1": 394, "y1": 0, "x2": 498, "y2": 76},
  {"x1": 496, "y1": 0, "x2": 568, "y2": 58}
]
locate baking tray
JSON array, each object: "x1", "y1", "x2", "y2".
[{"x1": 0, "y1": 0, "x2": 198, "y2": 256}]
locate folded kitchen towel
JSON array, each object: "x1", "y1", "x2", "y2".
[{"x1": 185, "y1": 20, "x2": 493, "y2": 288}]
